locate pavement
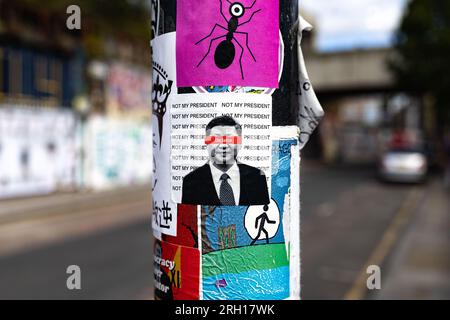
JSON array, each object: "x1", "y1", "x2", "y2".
[
  {"x1": 0, "y1": 163, "x2": 448, "y2": 300},
  {"x1": 374, "y1": 179, "x2": 450, "y2": 299},
  {"x1": 0, "y1": 185, "x2": 153, "y2": 300},
  {"x1": 299, "y1": 161, "x2": 448, "y2": 300},
  {"x1": 0, "y1": 185, "x2": 152, "y2": 257}
]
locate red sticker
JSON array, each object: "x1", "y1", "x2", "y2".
[
  {"x1": 205, "y1": 135, "x2": 242, "y2": 145},
  {"x1": 162, "y1": 204, "x2": 199, "y2": 248},
  {"x1": 154, "y1": 240, "x2": 200, "y2": 300}
]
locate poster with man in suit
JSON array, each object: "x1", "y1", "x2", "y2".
[
  {"x1": 170, "y1": 93, "x2": 272, "y2": 206},
  {"x1": 182, "y1": 115, "x2": 269, "y2": 206}
]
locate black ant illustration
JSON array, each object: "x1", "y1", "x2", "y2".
[{"x1": 196, "y1": 0, "x2": 261, "y2": 80}]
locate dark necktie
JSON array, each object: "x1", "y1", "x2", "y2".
[{"x1": 219, "y1": 173, "x2": 236, "y2": 206}]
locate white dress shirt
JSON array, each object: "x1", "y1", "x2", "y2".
[{"x1": 209, "y1": 162, "x2": 240, "y2": 204}]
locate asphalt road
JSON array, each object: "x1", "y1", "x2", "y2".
[
  {"x1": 0, "y1": 163, "x2": 430, "y2": 299},
  {"x1": 300, "y1": 162, "x2": 422, "y2": 299},
  {"x1": 0, "y1": 219, "x2": 153, "y2": 299}
]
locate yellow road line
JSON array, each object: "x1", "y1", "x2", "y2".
[{"x1": 344, "y1": 187, "x2": 424, "y2": 300}]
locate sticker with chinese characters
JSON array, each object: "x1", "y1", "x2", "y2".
[{"x1": 152, "y1": 32, "x2": 178, "y2": 236}]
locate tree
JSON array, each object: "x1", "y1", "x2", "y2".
[{"x1": 391, "y1": 0, "x2": 450, "y2": 132}]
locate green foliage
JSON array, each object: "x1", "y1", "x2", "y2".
[{"x1": 392, "y1": 0, "x2": 450, "y2": 126}]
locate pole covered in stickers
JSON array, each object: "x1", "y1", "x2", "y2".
[{"x1": 151, "y1": 0, "x2": 323, "y2": 300}]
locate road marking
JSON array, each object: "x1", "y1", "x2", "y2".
[{"x1": 344, "y1": 187, "x2": 425, "y2": 300}]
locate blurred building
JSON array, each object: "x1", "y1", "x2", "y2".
[
  {"x1": 302, "y1": 25, "x2": 427, "y2": 165},
  {"x1": 0, "y1": 1, "x2": 83, "y2": 107},
  {"x1": 0, "y1": 1, "x2": 152, "y2": 199}
]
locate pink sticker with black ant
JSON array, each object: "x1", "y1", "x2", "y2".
[{"x1": 176, "y1": 0, "x2": 279, "y2": 88}]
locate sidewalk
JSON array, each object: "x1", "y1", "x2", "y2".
[
  {"x1": 375, "y1": 179, "x2": 450, "y2": 299},
  {"x1": 0, "y1": 185, "x2": 151, "y2": 224},
  {"x1": 0, "y1": 185, "x2": 152, "y2": 257}
]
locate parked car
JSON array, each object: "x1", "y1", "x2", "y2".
[{"x1": 378, "y1": 148, "x2": 428, "y2": 183}]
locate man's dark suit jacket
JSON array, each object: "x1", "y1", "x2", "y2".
[{"x1": 181, "y1": 163, "x2": 270, "y2": 206}]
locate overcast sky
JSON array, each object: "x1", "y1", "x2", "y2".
[{"x1": 301, "y1": 0, "x2": 409, "y2": 51}]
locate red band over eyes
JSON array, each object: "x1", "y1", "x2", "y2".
[{"x1": 205, "y1": 136, "x2": 242, "y2": 145}]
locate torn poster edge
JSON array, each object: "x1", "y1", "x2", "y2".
[
  {"x1": 297, "y1": 13, "x2": 325, "y2": 150},
  {"x1": 272, "y1": 125, "x2": 301, "y2": 300}
]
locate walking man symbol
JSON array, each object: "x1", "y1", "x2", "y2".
[{"x1": 250, "y1": 205, "x2": 276, "y2": 245}]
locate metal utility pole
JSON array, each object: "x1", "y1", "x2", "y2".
[{"x1": 151, "y1": 0, "x2": 321, "y2": 300}]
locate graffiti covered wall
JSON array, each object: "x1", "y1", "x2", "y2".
[
  {"x1": 0, "y1": 106, "x2": 80, "y2": 199},
  {"x1": 83, "y1": 116, "x2": 152, "y2": 190}
]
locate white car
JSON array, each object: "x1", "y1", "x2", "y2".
[{"x1": 379, "y1": 149, "x2": 428, "y2": 183}]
